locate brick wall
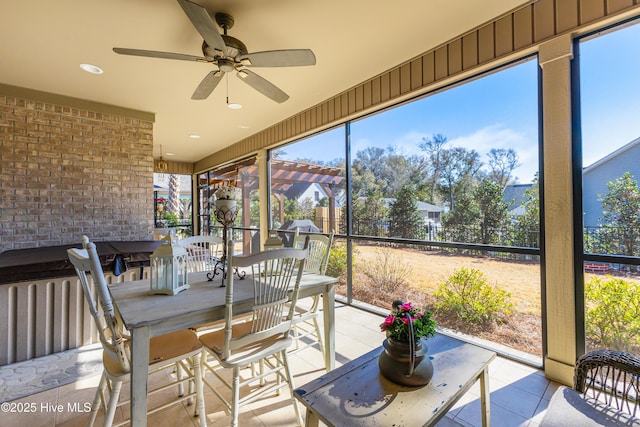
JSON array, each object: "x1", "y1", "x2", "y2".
[{"x1": 0, "y1": 95, "x2": 154, "y2": 250}]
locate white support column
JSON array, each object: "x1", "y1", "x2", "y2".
[
  {"x1": 539, "y1": 34, "x2": 577, "y2": 385},
  {"x1": 257, "y1": 150, "x2": 269, "y2": 251}
]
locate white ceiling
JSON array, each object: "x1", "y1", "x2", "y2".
[{"x1": 0, "y1": 0, "x2": 529, "y2": 163}]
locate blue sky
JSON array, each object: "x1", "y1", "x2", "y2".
[
  {"x1": 279, "y1": 20, "x2": 640, "y2": 185},
  {"x1": 580, "y1": 22, "x2": 640, "y2": 166}
]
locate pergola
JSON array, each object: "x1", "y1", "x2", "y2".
[{"x1": 202, "y1": 158, "x2": 344, "y2": 243}]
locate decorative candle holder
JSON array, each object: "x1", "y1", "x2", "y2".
[{"x1": 207, "y1": 200, "x2": 246, "y2": 286}]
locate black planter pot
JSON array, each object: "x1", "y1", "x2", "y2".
[{"x1": 378, "y1": 338, "x2": 434, "y2": 387}]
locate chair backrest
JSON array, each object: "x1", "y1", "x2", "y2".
[
  {"x1": 575, "y1": 349, "x2": 640, "y2": 416},
  {"x1": 67, "y1": 236, "x2": 130, "y2": 372},
  {"x1": 220, "y1": 239, "x2": 307, "y2": 360},
  {"x1": 180, "y1": 235, "x2": 224, "y2": 273},
  {"x1": 292, "y1": 230, "x2": 334, "y2": 275}
]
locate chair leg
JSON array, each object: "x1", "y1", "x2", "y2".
[
  {"x1": 104, "y1": 379, "x2": 122, "y2": 427},
  {"x1": 88, "y1": 373, "x2": 107, "y2": 427},
  {"x1": 191, "y1": 355, "x2": 207, "y2": 426},
  {"x1": 259, "y1": 359, "x2": 266, "y2": 386},
  {"x1": 175, "y1": 362, "x2": 185, "y2": 397},
  {"x1": 312, "y1": 316, "x2": 324, "y2": 356},
  {"x1": 293, "y1": 323, "x2": 302, "y2": 350},
  {"x1": 281, "y1": 350, "x2": 302, "y2": 427},
  {"x1": 231, "y1": 366, "x2": 241, "y2": 427}
]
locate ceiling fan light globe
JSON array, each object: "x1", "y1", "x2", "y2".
[{"x1": 218, "y1": 58, "x2": 235, "y2": 73}]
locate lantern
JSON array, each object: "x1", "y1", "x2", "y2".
[{"x1": 149, "y1": 236, "x2": 189, "y2": 295}]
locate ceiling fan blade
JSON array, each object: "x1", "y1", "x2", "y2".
[
  {"x1": 192, "y1": 71, "x2": 224, "y2": 100},
  {"x1": 113, "y1": 47, "x2": 205, "y2": 62},
  {"x1": 237, "y1": 69, "x2": 289, "y2": 103},
  {"x1": 239, "y1": 49, "x2": 316, "y2": 67},
  {"x1": 177, "y1": 0, "x2": 227, "y2": 55}
]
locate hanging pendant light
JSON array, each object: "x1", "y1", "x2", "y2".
[{"x1": 157, "y1": 144, "x2": 168, "y2": 174}]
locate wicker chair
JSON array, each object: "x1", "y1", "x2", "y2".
[{"x1": 541, "y1": 349, "x2": 640, "y2": 426}]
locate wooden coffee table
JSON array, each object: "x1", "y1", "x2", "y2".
[{"x1": 294, "y1": 333, "x2": 496, "y2": 427}]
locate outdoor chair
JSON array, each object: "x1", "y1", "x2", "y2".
[
  {"x1": 180, "y1": 234, "x2": 223, "y2": 273},
  {"x1": 67, "y1": 236, "x2": 206, "y2": 427},
  {"x1": 289, "y1": 230, "x2": 334, "y2": 361},
  {"x1": 198, "y1": 240, "x2": 307, "y2": 427},
  {"x1": 541, "y1": 349, "x2": 640, "y2": 427}
]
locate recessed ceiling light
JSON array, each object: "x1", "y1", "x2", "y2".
[
  {"x1": 239, "y1": 125, "x2": 250, "y2": 129},
  {"x1": 166, "y1": 152, "x2": 175, "y2": 156},
  {"x1": 227, "y1": 102, "x2": 242, "y2": 110},
  {"x1": 80, "y1": 63, "x2": 104, "y2": 74},
  {"x1": 189, "y1": 134, "x2": 201, "y2": 139}
]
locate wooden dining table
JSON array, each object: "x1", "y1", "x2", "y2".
[{"x1": 108, "y1": 270, "x2": 338, "y2": 427}]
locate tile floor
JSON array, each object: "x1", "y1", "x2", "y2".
[{"x1": 0, "y1": 302, "x2": 560, "y2": 426}]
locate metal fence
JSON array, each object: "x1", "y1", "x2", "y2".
[
  {"x1": 584, "y1": 226, "x2": 640, "y2": 257},
  {"x1": 349, "y1": 218, "x2": 540, "y2": 248}
]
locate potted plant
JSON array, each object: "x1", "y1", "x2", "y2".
[
  {"x1": 156, "y1": 197, "x2": 166, "y2": 213},
  {"x1": 213, "y1": 185, "x2": 240, "y2": 210},
  {"x1": 378, "y1": 300, "x2": 437, "y2": 386}
]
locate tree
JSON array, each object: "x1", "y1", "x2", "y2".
[
  {"x1": 419, "y1": 134, "x2": 448, "y2": 203},
  {"x1": 441, "y1": 191, "x2": 480, "y2": 243},
  {"x1": 437, "y1": 147, "x2": 482, "y2": 210},
  {"x1": 598, "y1": 172, "x2": 640, "y2": 256},
  {"x1": 514, "y1": 173, "x2": 540, "y2": 247},
  {"x1": 487, "y1": 148, "x2": 519, "y2": 186},
  {"x1": 475, "y1": 178, "x2": 511, "y2": 244},
  {"x1": 352, "y1": 193, "x2": 388, "y2": 236},
  {"x1": 384, "y1": 149, "x2": 429, "y2": 196},
  {"x1": 441, "y1": 178, "x2": 510, "y2": 244},
  {"x1": 284, "y1": 196, "x2": 315, "y2": 221},
  {"x1": 167, "y1": 174, "x2": 181, "y2": 215},
  {"x1": 388, "y1": 185, "x2": 424, "y2": 239},
  {"x1": 351, "y1": 147, "x2": 387, "y2": 196}
]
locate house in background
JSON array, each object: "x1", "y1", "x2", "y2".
[
  {"x1": 504, "y1": 183, "x2": 534, "y2": 217},
  {"x1": 582, "y1": 137, "x2": 640, "y2": 228},
  {"x1": 381, "y1": 198, "x2": 445, "y2": 225},
  {"x1": 284, "y1": 182, "x2": 329, "y2": 206}
]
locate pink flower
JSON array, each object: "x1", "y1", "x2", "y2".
[
  {"x1": 401, "y1": 317, "x2": 410, "y2": 325},
  {"x1": 380, "y1": 314, "x2": 396, "y2": 331},
  {"x1": 400, "y1": 302, "x2": 413, "y2": 312}
]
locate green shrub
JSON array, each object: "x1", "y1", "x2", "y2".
[
  {"x1": 163, "y1": 211, "x2": 180, "y2": 226},
  {"x1": 585, "y1": 276, "x2": 640, "y2": 351},
  {"x1": 434, "y1": 267, "x2": 513, "y2": 325},
  {"x1": 326, "y1": 242, "x2": 348, "y2": 278}
]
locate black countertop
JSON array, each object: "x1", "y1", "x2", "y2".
[{"x1": 0, "y1": 240, "x2": 162, "y2": 284}]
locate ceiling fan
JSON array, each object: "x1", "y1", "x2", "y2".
[{"x1": 113, "y1": 0, "x2": 316, "y2": 103}]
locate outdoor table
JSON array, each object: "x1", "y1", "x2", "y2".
[
  {"x1": 108, "y1": 270, "x2": 338, "y2": 427},
  {"x1": 294, "y1": 333, "x2": 496, "y2": 427}
]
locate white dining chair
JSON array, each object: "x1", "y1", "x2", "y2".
[
  {"x1": 67, "y1": 236, "x2": 206, "y2": 427},
  {"x1": 289, "y1": 230, "x2": 334, "y2": 360},
  {"x1": 179, "y1": 234, "x2": 224, "y2": 273},
  {"x1": 198, "y1": 240, "x2": 307, "y2": 427}
]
